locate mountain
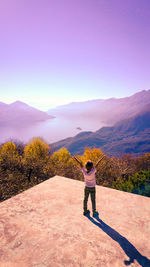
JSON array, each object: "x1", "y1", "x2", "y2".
[
  {"x1": 47, "y1": 89, "x2": 150, "y2": 125},
  {"x1": 0, "y1": 101, "x2": 54, "y2": 126},
  {"x1": 50, "y1": 105, "x2": 150, "y2": 156}
]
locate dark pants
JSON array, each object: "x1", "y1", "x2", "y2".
[{"x1": 83, "y1": 186, "x2": 96, "y2": 212}]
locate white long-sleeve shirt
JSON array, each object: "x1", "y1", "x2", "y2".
[{"x1": 81, "y1": 167, "x2": 96, "y2": 187}]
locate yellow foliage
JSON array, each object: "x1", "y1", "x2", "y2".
[
  {"x1": 24, "y1": 137, "x2": 49, "y2": 163},
  {"x1": 50, "y1": 147, "x2": 70, "y2": 165},
  {"x1": 81, "y1": 147, "x2": 104, "y2": 166},
  {"x1": 1, "y1": 141, "x2": 18, "y2": 157},
  {"x1": 0, "y1": 141, "x2": 20, "y2": 171}
]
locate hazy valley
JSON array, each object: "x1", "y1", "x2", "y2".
[
  {"x1": 0, "y1": 89, "x2": 150, "y2": 156},
  {"x1": 51, "y1": 102, "x2": 150, "y2": 156}
]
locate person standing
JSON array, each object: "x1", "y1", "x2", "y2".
[{"x1": 72, "y1": 154, "x2": 105, "y2": 216}]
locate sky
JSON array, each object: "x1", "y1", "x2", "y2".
[{"x1": 0, "y1": 0, "x2": 150, "y2": 111}]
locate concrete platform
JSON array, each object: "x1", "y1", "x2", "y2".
[{"x1": 0, "y1": 175, "x2": 150, "y2": 267}]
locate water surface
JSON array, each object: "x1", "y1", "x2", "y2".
[{"x1": 0, "y1": 116, "x2": 106, "y2": 144}]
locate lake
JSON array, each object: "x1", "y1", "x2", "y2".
[{"x1": 0, "y1": 116, "x2": 106, "y2": 144}]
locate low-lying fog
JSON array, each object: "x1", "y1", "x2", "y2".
[{"x1": 0, "y1": 116, "x2": 106, "y2": 144}]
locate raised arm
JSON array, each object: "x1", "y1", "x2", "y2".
[
  {"x1": 95, "y1": 155, "x2": 105, "y2": 168},
  {"x1": 72, "y1": 156, "x2": 83, "y2": 168}
]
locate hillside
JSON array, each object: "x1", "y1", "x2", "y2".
[
  {"x1": 0, "y1": 100, "x2": 54, "y2": 126},
  {"x1": 0, "y1": 176, "x2": 149, "y2": 267},
  {"x1": 50, "y1": 105, "x2": 150, "y2": 156},
  {"x1": 47, "y1": 89, "x2": 150, "y2": 125}
]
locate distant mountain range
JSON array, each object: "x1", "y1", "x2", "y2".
[
  {"x1": 47, "y1": 89, "x2": 150, "y2": 125},
  {"x1": 50, "y1": 90, "x2": 150, "y2": 156},
  {"x1": 0, "y1": 90, "x2": 150, "y2": 156},
  {"x1": 0, "y1": 101, "x2": 54, "y2": 126}
]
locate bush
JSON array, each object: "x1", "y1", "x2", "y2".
[{"x1": 113, "y1": 170, "x2": 150, "y2": 196}]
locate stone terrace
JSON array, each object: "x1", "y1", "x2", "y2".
[{"x1": 0, "y1": 176, "x2": 150, "y2": 267}]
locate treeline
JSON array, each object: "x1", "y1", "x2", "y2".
[{"x1": 0, "y1": 137, "x2": 150, "y2": 202}]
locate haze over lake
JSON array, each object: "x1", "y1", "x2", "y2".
[
  {"x1": 1, "y1": 90, "x2": 150, "y2": 145},
  {"x1": 0, "y1": 116, "x2": 106, "y2": 144}
]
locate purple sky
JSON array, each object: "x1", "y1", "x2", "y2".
[{"x1": 0, "y1": 0, "x2": 150, "y2": 110}]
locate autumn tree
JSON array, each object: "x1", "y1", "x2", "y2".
[
  {"x1": 50, "y1": 147, "x2": 70, "y2": 175},
  {"x1": 0, "y1": 141, "x2": 20, "y2": 173},
  {"x1": 0, "y1": 141, "x2": 24, "y2": 201},
  {"x1": 23, "y1": 137, "x2": 53, "y2": 182},
  {"x1": 50, "y1": 147, "x2": 85, "y2": 180},
  {"x1": 80, "y1": 147, "x2": 104, "y2": 165}
]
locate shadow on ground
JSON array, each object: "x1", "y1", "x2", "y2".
[{"x1": 85, "y1": 213, "x2": 150, "y2": 267}]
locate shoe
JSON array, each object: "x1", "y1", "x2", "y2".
[
  {"x1": 83, "y1": 209, "x2": 90, "y2": 216},
  {"x1": 93, "y1": 211, "x2": 99, "y2": 217}
]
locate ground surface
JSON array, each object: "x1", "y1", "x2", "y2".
[{"x1": 0, "y1": 175, "x2": 150, "y2": 267}]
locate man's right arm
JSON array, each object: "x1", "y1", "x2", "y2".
[{"x1": 72, "y1": 156, "x2": 83, "y2": 168}]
